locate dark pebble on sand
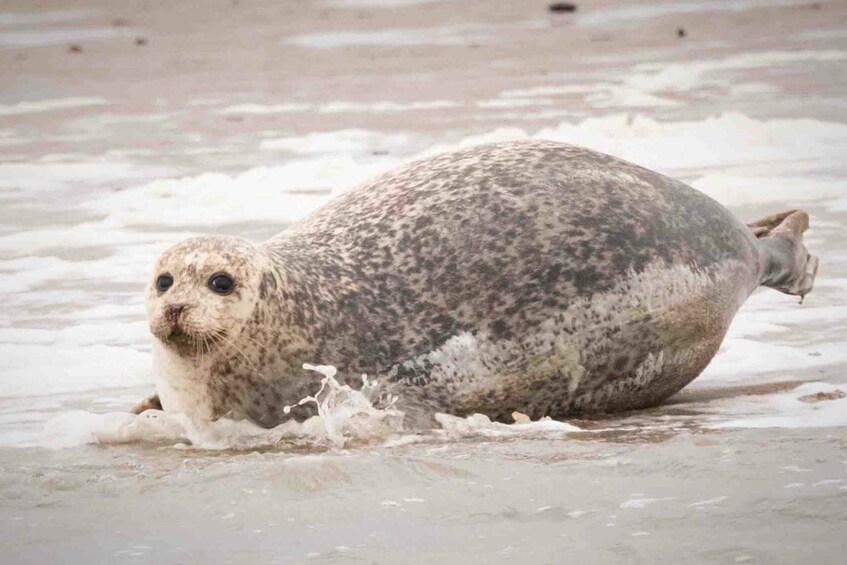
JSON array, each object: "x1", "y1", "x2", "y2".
[
  {"x1": 135, "y1": 37, "x2": 148, "y2": 46},
  {"x1": 68, "y1": 44, "x2": 82, "y2": 53},
  {"x1": 549, "y1": 3, "x2": 577, "y2": 13},
  {"x1": 677, "y1": 27, "x2": 686, "y2": 38}
]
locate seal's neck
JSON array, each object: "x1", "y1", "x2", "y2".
[{"x1": 151, "y1": 340, "x2": 216, "y2": 421}]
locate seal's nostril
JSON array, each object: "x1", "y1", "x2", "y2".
[{"x1": 165, "y1": 304, "x2": 186, "y2": 324}]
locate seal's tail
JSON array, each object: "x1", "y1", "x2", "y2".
[{"x1": 748, "y1": 209, "x2": 818, "y2": 300}]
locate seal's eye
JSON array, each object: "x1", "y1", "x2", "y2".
[
  {"x1": 156, "y1": 273, "x2": 174, "y2": 293},
  {"x1": 208, "y1": 272, "x2": 235, "y2": 295}
]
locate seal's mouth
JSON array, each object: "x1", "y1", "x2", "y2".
[{"x1": 158, "y1": 327, "x2": 217, "y2": 355}]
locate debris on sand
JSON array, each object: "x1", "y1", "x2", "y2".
[
  {"x1": 798, "y1": 389, "x2": 846, "y2": 403},
  {"x1": 512, "y1": 411, "x2": 531, "y2": 424},
  {"x1": 677, "y1": 27, "x2": 687, "y2": 38},
  {"x1": 549, "y1": 3, "x2": 577, "y2": 14},
  {"x1": 135, "y1": 37, "x2": 148, "y2": 46},
  {"x1": 68, "y1": 44, "x2": 82, "y2": 53}
]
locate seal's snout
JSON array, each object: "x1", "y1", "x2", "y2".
[{"x1": 165, "y1": 304, "x2": 186, "y2": 325}]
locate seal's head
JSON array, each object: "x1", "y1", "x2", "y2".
[{"x1": 147, "y1": 236, "x2": 269, "y2": 356}]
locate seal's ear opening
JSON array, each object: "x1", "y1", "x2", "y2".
[{"x1": 748, "y1": 209, "x2": 819, "y2": 301}]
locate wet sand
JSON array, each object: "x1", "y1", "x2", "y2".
[{"x1": 2, "y1": 0, "x2": 847, "y2": 563}]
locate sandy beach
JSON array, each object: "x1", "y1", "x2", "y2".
[{"x1": 1, "y1": 0, "x2": 847, "y2": 563}]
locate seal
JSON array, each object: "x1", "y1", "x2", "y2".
[{"x1": 134, "y1": 140, "x2": 818, "y2": 427}]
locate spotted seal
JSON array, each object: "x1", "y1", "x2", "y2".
[{"x1": 134, "y1": 140, "x2": 818, "y2": 427}]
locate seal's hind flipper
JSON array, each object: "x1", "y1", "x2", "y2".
[
  {"x1": 749, "y1": 209, "x2": 819, "y2": 300},
  {"x1": 748, "y1": 209, "x2": 807, "y2": 238}
]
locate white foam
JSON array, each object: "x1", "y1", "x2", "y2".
[
  {"x1": 475, "y1": 98, "x2": 555, "y2": 109},
  {"x1": 219, "y1": 99, "x2": 460, "y2": 115},
  {"x1": 829, "y1": 194, "x2": 847, "y2": 212},
  {"x1": 185, "y1": 97, "x2": 222, "y2": 107},
  {"x1": 578, "y1": 0, "x2": 814, "y2": 27},
  {"x1": 793, "y1": 29, "x2": 847, "y2": 42},
  {"x1": 692, "y1": 174, "x2": 846, "y2": 206},
  {"x1": 689, "y1": 496, "x2": 728, "y2": 508},
  {"x1": 71, "y1": 112, "x2": 172, "y2": 129},
  {"x1": 698, "y1": 339, "x2": 847, "y2": 385},
  {"x1": 500, "y1": 85, "x2": 597, "y2": 98},
  {"x1": 324, "y1": 0, "x2": 444, "y2": 7},
  {"x1": 535, "y1": 112, "x2": 847, "y2": 178},
  {"x1": 471, "y1": 109, "x2": 576, "y2": 122},
  {"x1": 8, "y1": 364, "x2": 406, "y2": 450},
  {"x1": 281, "y1": 20, "x2": 545, "y2": 48},
  {"x1": 498, "y1": 50, "x2": 847, "y2": 111},
  {"x1": 0, "y1": 239, "x2": 167, "y2": 290},
  {"x1": 0, "y1": 9, "x2": 95, "y2": 27},
  {"x1": 500, "y1": 81, "x2": 682, "y2": 109},
  {"x1": 0, "y1": 343, "x2": 151, "y2": 398},
  {"x1": 41, "y1": 410, "x2": 185, "y2": 448},
  {"x1": 319, "y1": 99, "x2": 460, "y2": 113},
  {"x1": 0, "y1": 159, "x2": 170, "y2": 197},
  {"x1": 261, "y1": 129, "x2": 415, "y2": 156},
  {"x1": 589, "y1": 89, "x2": 681, "y2": 108},
  {"x1": 0, "y1": 97, "x2": 107, "y2": 116},
  {"x1": 219, "y1": 102, "x2": 310, "y2": 115},
  {"x1": 0, "y1": 27, "x2": 139, "y2": 48},
  {"x1": 628, "y1": 49, "x2": 847, "y2": 91},
  {"x1": 88, "y1": 156, "x2": 391, "y2": 227},
  {"x1": 435, "y1": 412, "x2": 580, "y2": 439},
  {"x1": 284, "y1": 26, "x2": 472, "y2": 48},
  {"x1": 619, "y1": 497, "x2": 675, "y2": 509},
  {"x1": 707, "y1": 382, "x2": 847, "y2": 429}
]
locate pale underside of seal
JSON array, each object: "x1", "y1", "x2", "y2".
[{"x1": 139, "y1": 140, "x2": 818, "y2": 427}]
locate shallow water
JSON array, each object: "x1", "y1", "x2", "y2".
[{"x1": 1, "y1": 0, "x2": 847, "y2": 562}]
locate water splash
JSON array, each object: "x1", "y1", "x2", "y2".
[
  {"x1": 24, "y1": 364, "x2": 588, "y2": 450},
  {"x1": 36, "y1": 363, "x2": 405, "y2": 450},
  {"x1": 279, "y1": 363, "x2": 405, "y2": 448}
]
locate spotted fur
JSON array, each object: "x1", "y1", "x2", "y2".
[{"x1": 142, "y1": 140, "x2": 807, "y2": 427}]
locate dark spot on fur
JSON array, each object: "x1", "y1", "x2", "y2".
[
  {"x1": 259, "y1": 270, "x2": 278, "y2": 299},
  {"x1": 491, "y1": 319, "x2": 509, "y2": 339}
]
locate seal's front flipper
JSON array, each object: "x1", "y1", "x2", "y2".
[
  {"x1": 749, "y1": 209, "x2": 819, "y2": 300},
  {"x1": 131, "y1": 393, "x2": 162, "y2": 414}
]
